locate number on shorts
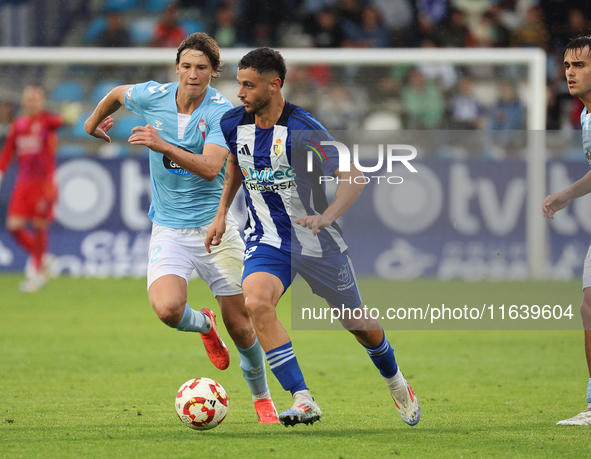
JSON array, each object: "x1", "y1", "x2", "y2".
[{"x1": 244, "y1": 246, "x2": 258, "y2": 260}]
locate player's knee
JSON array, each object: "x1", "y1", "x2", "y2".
[
  {"x1": 151, "y1": 299, "x2": 185, "y2": 327},
  {"x1": 243, "y1": 294, "x2": 274, "y2": 320},
  {"x1": 581, "y1": 292, "x2": 591, "y2": 326},
  {"x1": 6, "y1": 219, "x2": 23, "y2": 232}
]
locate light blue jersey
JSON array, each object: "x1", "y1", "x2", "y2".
[
  {"x1": 580, "y1": 107, "x2": 591, "y2": 167},
  {"x1": 124, "y1": 81, "x2": 232, "y2": 228}
]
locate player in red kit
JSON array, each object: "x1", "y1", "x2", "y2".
[{"x1": 0, "y1": 86, "x2": 63, "y2": 292}]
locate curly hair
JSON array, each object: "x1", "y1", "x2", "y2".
[{"x1": 238, "y1": 47, "x2": 286, "y2": 87}]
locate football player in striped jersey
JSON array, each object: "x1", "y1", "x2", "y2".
[{"x1": 206, "y1": 47, "x2": 420, "y2": 427}]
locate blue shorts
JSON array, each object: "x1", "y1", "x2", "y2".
[{"x1": 242, "y1": 243, "x2": 362, "y2": 308}]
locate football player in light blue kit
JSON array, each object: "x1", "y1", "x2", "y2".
[
  {"x1": 205, "y1": 47, "x2": 420, "y2": 427},
  {"x1": 543, "y1": 35, "x2": 591, "y2": 426},
  {"x1": 83, "y1": 33, "x2": 279, "y2": 423}
]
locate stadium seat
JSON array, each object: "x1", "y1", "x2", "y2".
[
  {"x1": 85, "y1": 17, "x2": 108, "y2": 44},
  {"x1": 563, "y1": 147, "x2": 587, "y2": 162},
  {"x1": 111, "y1": 114, "x2": 143, "y2": 140},
  {"x1": 71, "y1": 112, "x2": 93, "y2": 139},
  {"x1": 49, "y1": 81, "x2": 85, "y2": 103},
  {"x1": 130, "y1": 17, "x2": 157, "y2": 46},
  {"x1": 104, "y1": 0, "x2": 139, "y2": 12},
  {"x1": 144, "y1": 0, "x2": 172, "y2": 13},
  {"x1": 92, "y1": 79, "x2": 124, "y2": 105},
  {"x1": 180, "y1": 19, "x2": 204, "y2": 34},
  {"x1": 97, "y1": 143, "x2": 129, "y2": 158},
  {"x1": 57, "y1": 143, "x2": 90, "y2": 157},
  {"x1": 362, "y1": 111, "x2": 401, "y2": 130}
]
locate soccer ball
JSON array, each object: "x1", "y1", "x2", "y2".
[{"x1": 175, "y1": 377, "x2": 229, "y2": 430}]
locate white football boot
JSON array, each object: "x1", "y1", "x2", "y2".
[
  {"x1": 557, "y1": 408, "x2": 591, "y2": 426},
  {"x1": 278, "y1": 389, "x2": 322, "y2": 427},
  {"x1": 384, "y1": 369, "x2": 421, "y2": 426}
]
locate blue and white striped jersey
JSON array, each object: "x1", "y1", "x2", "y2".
[
  {"x1": 124, "y1": 81, "x2": 232, "y2": 228},
  {"x1": 220, "y1": 101, "x2": 348, "y2": 258},
  {"x1": 580, "y1": 106, "x2": 591, "y2": 167}
]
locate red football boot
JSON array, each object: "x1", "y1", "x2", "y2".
[{"x1": 200, "y1": 308, "x2": 230, "y2": 370}]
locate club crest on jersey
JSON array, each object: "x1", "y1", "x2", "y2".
[
  {"x1": 586, "y1": 149, "x2": 591, "y2": 167},
  {"x1": 198, "y1": 119, "x2": 208, "y2": 140},
  {"x1": 273, "y1": 138, "x2": 284, "y2": 157}
]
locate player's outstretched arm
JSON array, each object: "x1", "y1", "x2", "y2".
[
  {"x1": 84, "y1": 85, "x2": 131, "y2": 143},
  {"x1": 542, "y1": 169, "x2": 591, "y2": 219},
  {"x1": 295, "y1": 164, "x2": 366, "y2": 235},
  {"x1": 128, "y1": 127, "x2": 228, "y2": 182},
  {"x1": 205, "y1": 155, "x2": 243, "y2": 253}
]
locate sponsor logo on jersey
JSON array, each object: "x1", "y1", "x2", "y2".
[
  {"x1": 154, "y1": 119, "x2": 164, "y2": 130},
  {"x1": 16, "y1": 135, "x2": 42, "y2": 154},
  {"x1": 126, "y1": 87, "x2": 133, "y2": 99},
  {"x1": 241, "y1": 166, "x2": 294, "y2": 183},
  {"x1": 162, "y1": 156, "x2": 190, "y2": 175},
  {"x1": 245, "y1": 181, "x2": 295, "y2": 193},
  {"x1": 272, "y1": 138, "x2": 285, "y2": 157}
]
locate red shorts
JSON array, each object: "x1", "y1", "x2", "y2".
[{"x1": 7, "y1": 180, "x2": 57, "y2": 221}]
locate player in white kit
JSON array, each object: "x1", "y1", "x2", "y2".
[{"x1": 543, "y1": 35, "x2": 591, "y2": 426}]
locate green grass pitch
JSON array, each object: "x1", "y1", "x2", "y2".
[{"x1": 1, "y1": 275, "x2": 591, "y2": 458}]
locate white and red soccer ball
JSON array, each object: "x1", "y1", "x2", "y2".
[{"x1": 175, "y1": 377, "x2": 229, "y2": 430}]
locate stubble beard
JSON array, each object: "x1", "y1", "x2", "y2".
[{"x1": 245, "y1": 94, "x2": 272, "y2": 116}]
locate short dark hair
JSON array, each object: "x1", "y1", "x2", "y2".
[
  {"x1": 564, "y1": 36, "x2": 591, "y2": 57},
  {"x1": 176, "y1": 32, "x2": 221, "y2": 74},
  {"x1": 238, "y1": 48, "x2": 286, "y2": 87}
]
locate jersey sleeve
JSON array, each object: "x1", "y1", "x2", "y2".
[
  {"x1": 0, "y1": 122, "x2": 17, "y2": 173},
  {"x1": 204, "y1": 97, "x2": 233, "y2": 149},
  {"x1": 123, "y1": 81, "x2": 155, "y2": 117},
  {"x1": 290, "y1": 111, "x2": 340, "y2": 177},
  {"x1": 46, "y1": 113, "x2": 64, "y2": 130},
  {"x1": 220, "y1": 107, "x2": 242, "y2": 157}
]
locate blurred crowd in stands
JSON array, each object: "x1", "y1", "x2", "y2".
[{"x1": 0, "y1": 0, "x2": 589, "y2": 159}]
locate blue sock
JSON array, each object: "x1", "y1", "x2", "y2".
[
  {"x1": 236, "y1": 338, "x2": 270, "y2": 398},
  {"x1": 587, "y1": 379, "x2": 591, "y2": 404},
  {"x1": 266, "y1": 342, "x2": 308, "y2": 395},
  {"x1": 174, "y1": 304, "x2": 209, "y2": 333},
  {"x1": 362, "y1": 332, "x2": 398, "y2": 378}
]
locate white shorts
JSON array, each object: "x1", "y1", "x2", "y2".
[
  {"x1": 147, "y1": 219, "x2": 244, "y2": 297},
  {"x1": 584, "y1": 243, "x2": 591, "y2": 290}
]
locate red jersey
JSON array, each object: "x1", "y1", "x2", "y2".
[{"x1": 0, "y1": 111, "x2": 63, "y2": 184}]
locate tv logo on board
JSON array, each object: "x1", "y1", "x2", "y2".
[{"x1": 304, "y1": 140, "x2": 417, "y2": 185}]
